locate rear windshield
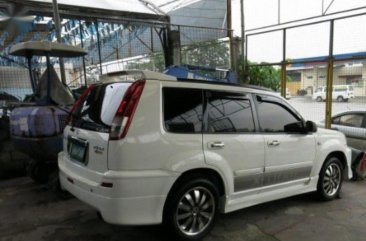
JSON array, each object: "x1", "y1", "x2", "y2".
[{"x1": 71, "y1": 82, "x2": 131, "y2": 132}]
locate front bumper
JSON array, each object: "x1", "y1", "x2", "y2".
[
  {"x1": 346, "y1": 147, "x2": 353, "y2": 180},
  {"x1": 58, "y1": 152, "x2": 177, "y2": 225}
]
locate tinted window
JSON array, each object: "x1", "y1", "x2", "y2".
[
  {"x1": 332, "y1": 116, "x2": 341, "y2": 124},
  {"x1": 164, "y1": 88, "x2": 203, "y2": 133},
  {"x1": 207, "y1": 92, "x2": 255, "y2": 133},
  {"x1": 256, "y1": 95, "x2": 300, "y2": 132},
  {"x1": 72, "y1": 82, "x2": 131, "y2": 132},
  {"x1": 338, "y1": 114, "x2": 363, "y2": 127}
]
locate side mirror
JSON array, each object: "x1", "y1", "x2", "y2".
[
  {"x1": 306, "y1": 120, "x2": 317, "y2": 133},
  {"x1": 284, "y1": 121, "x2": 306, "y2": 133}
]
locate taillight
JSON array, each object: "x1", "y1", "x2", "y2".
[
  {"x1": 110, "y1": 80, "x2": 146, "y2": 140},
  {"x1": 66, "y1": 84, "x2": 96, "y2": 125}
]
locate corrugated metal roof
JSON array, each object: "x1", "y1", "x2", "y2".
[
  {"x1": 159, "y1": 0, "x2": 227, "y2": 28},
  {"x1": 31, "y1": 0, "x2": 159, "y2": 15}
]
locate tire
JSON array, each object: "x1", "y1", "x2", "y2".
[
  {"x1": 26, "y1": 160, "x2": 49, "y2": 183},
  {"x1": 26, "y1": 160, "x2": 56, "y2": 184},
  {"x1": 317, "y1": 157, "x2": 343, "y2": 201},
  {"x1": 164, "y1": 178, "x2": 219, "y2": 241},
  {"x1": 47, "y1": 170, "x2": 61, "y2": 193},
  {"x1": 316, "y1": 96, "x2": 322, "y2": 102},
  {"x1": 337, "y1": 96, "x2": 344, "y2": 102}
]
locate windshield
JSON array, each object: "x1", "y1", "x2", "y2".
[{"x1": 71, "y1": 82, "x2": 131, "y2": 132}]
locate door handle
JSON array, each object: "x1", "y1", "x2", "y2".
[
  {"x1": 267, "y1": 140, "x2": 280, "y2": 146},
  {"x1": 208, "y1": 142, "x2": 225, "y2": 149}
]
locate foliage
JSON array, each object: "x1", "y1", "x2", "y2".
[
  {"x1": 237, "y1": 58, "x2": 282, "y2": 91},
  {"x1": 181, "y1": 40, "x2": 230, "y2": 68},
  {"x1": 125, "y1": 52, "x2": 165, "y2": 72}
]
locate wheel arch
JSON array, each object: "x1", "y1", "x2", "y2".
[
  {"x1": 324, "y1": 151, "x2": 347, "y2": 171},
  {"x1": 163, "y1": 168, "x2": 226, "y2": 217}
]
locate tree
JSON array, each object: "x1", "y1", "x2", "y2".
[
  {"x1": 181, "y1": 40, "x2": 230, "y2": 68},
  {"x1": 237, "y1": 58, "x2": 282, "y2": 91},
  {"x1": 125, "y1": 52, "x2": 165, "y2": 72}
]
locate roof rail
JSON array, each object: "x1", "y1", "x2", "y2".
[
  {"x1": 101, "y1": 70, "x2": 177, "y2": 82},
  {"x1": 176, "y1": 78, "x2": 273, "y2": 92}
]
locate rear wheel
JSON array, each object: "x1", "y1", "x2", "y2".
[
  {"x1": 316, "y1": 96, "x2": 323, "y2": 102},
  {"x1": 47, "y1": 170, "x2": 61, "y2": 193},
  {"x1": 337, "y1": 96, "x2": 344, "y2": 102},
  {"x1": 164, "y1": 178, "x2": 219, "y2": 241},
  {"x1": 26, "y1": 160, "x2": 49, "y2": 183},
  {"x1": 317, "y1": 157, "x2": 343, "y2": 201},
  {"x1": 26, "y1": 160, "x2": 57, "y2": 184}
]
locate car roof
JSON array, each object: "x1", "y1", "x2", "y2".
[
  {"x1": 100, "y1": 70, "x2": 276, "y2": 94},
  {"x1": 101, "y1": 70, "x2": 177, "y2": 82},
  {"x1": 332, "y1": 110, "x2": 366, "y2": 116}
]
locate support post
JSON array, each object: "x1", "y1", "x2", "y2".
[
  {"x1": 52, "y1": 0, "x2": 66, "y2": 85},
  {"x1": 240, "y1": 0, "x2": 246, "y2": 77},
  {"x1": 46, "y1": 53, "x2": 51, "y2": 104},
  {"x1": 27, "y1": 57, "x2": 36, "y2": 93},
  {"x1": 79, "y1": 21, "x2": 87, "y2": 86},
  {"x1": 325, "y1": 20, "x2": 334, "y2": 129},
  {"x1": 281, "y1": 29, "x2": 287, "y2": 98},
  {"x1": 227, "y1": 0, "x2": 236, "y2": 71},
  {"x1": 169, "y1": 30, "x2": 181, "y2": 66},
  {"x1": 95, "y1": 20, "x2": 103, "y2": 75}
]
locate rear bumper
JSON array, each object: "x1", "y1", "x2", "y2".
[{"x1": 58, "y1": 152, "x2": 178, "y2": 225}]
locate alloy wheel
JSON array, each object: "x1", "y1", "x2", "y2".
[{"x1": 175, "y1": 186, "x2": 215, "y2": 236}]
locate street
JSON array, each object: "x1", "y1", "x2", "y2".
[
  {"x1": 1, "y1": 177, "x2": 365, "y2": 241},
  {"x1": 288, "y1": 96, "x2": 366, "y2": 122}
]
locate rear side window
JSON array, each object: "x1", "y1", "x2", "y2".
[
  {"x1": 72, "y1": 82, "x2": 131, "y2": 132},
  {"x1": 163, "y1": 88, "x2": 203, "y2": 133},
  {"x1": 337, "y1": 114, "x2": 364, "y2": 127},
  {"x1": 207, "y1": 91, "x2": 255, "y2": 133}
]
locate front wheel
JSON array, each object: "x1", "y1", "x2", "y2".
[
  {"x1": 317, "y1": 157, "x2": 343, "y2": 201},
  {"x1": 164, "y1": 178, "x2": 219, "y2": 241},
  {"x1": 337, "y1": 96, "x2": 344, "y2": 102},
  {"x1": 316, "y1": 96, "x2": 323, "y2": 102}
]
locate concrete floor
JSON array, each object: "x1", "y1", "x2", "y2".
[{"x1": 0, "y1": 177, "x2": 365, "y2": 241}]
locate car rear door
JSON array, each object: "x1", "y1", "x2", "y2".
[
  {"x1": 64, "y1": 82, "x2": 131, "y2": 173},
  {"x1": 203, "y1": 90, "x2": 265, "y2": 193}
]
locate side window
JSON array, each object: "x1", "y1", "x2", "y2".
[
  {"x1": 163, "y1": 88, "x2": 203, "y2": 133},
  {"x1": 339, "y1": 114, "x2": 363, "y2": 127},
  {"x1": 332, "y1": 116, "x2": 341, "y2": 125},
  {"x1": 256, "y1": 95, "x2": 300, "y2": 132},
  {"x1": 206, "y1": 91, "x2": 255, "y2": 133}
]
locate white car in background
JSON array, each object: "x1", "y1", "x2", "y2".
[{"x1": 312, "y1": 85, "x2": 354, "y2": 102}]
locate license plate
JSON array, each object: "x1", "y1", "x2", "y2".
[{"x1": 68, "y1": 137, "x2": 88, "y2": 164}]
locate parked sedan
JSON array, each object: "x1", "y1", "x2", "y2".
[{"x1": 318, "y1": 110, "x2": 366, "y2": 151}]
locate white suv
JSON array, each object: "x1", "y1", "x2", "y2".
[
  {"x1": 59, "y1": 70, "x2": 352, "y2": 241},
  {"x1": 312, "y1": 85, "x2": 354, "y2": 102}
]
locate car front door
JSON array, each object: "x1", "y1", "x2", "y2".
[
  {"x1": 254, "y1": 95, "x2": 317, "y2": 188},
  {"x1": 203, "y1": 91, "x2": 265, "y2": 194}
]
